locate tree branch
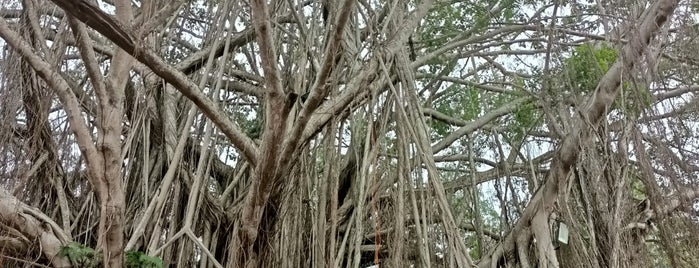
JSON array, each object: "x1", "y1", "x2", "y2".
[
  {"x1": 0, "y1": 188, "x2": 70, "y2": 267},
  {"x1": 48, "y1": 0, "x2": 260, "y2": 165}
]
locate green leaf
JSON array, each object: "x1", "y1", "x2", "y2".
[
  {"x1": 126, "y1": 251, "x2": 164, "y2": 268},
  {"x1": 58, "y1": 242, "x2": 102, "y2": 268},
  {"x1": 562, "y1": 42, "x2": 618, "y2": 94}
]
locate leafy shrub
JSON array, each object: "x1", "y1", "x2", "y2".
[
  {"x1": 125, "y1": 251, "x2": 164, "y2": 268},
  {"x1": 58, "y1": 242, "x2": 102, "y2": 268},
  {"x1": 58, "y1": 243, "x2": 163, "y2": 268}
]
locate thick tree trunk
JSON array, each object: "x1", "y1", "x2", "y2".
[{"x1": 96, "y1": 0, "x2": 133, "y2": 264}]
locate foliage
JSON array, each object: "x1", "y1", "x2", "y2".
[
  {"x1": 232, "y1": 106, "x2": 262, "y2": 139},
  {"x1": 58, "y1": 243, "x2": 163, "y2": 268},
  {"x1": 419, "y1": 0, "x2": 519, "y2": 50},
  {"x1": 490, "y1": 88, "x2": 539, "y2": 143},
  {"x1": 125, "y1": 251, "x2": 164, "y2": 268},
  {"x1": 613, "y1": 82, "x2": 653, "y2": 116},
  {"x1": 560, "y1": 43, "x2": 653, "y2": 115},
  {"x1": 432, "y1": 85, "x2": 481, "y2": 137},
  {"x1": 58, "y1": 242, "x2": 102, "y2": 268},
  {"x1": 420, "y1": 2, "x2": 474, "y2": 49},
  {"x1": 510, "y1": 100, "x2": 538, "y2": 142},
  {"x1": 563, "y1": 42, "x2": 618, "y2": 94}
]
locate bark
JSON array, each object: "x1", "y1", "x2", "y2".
[
  {"x1": 93, "y1": 0, "x2": 132, "y2": 265},
  {"x1": 0, "y1": 188, "x2": 70, "y2": 267},
  {"x1": 232, "y1": 0, "x2": 289, "y2": 265},
  {"x1": 67, "y1": 0, "x2": 133, "y2": 264}
]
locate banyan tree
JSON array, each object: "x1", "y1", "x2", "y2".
[{"x1": 0, "y1": 0, "x2": 698, "y2": 267}]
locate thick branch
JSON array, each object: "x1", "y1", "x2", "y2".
[
  {"x1": 0, "y1": 188, "x2": 70, "y2": 267},
  {"x1": 431, "y1": 97, "x2": 532, "y2": 154},
  {"x1": 48, "y1": 0, "x2": 260, "y2": 165}
]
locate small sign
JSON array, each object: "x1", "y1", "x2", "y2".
[{"x1": 557, "y1": 222, "x2": 569, "y2": 244}]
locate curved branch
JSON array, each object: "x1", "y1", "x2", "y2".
[
  {"x1": 431, "y1": 96, "x2": 532, "y2": 154},
  {"x1": 0, "y1": 188, "x2": 70, "y2": 267},
  {"x1": 48, "y1": 0, "x2": 260, "y2": 165}
]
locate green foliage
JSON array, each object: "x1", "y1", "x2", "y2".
[
  {"x1": 461, "y1": 87, "x2": 481, "y2": 121},
  {"x1": 58, "y1": 242, "x2": 102, "y2": 268},
  {"x1": 492, "y1": 91, "x2": 538, "y2": 143},
  {"x1": 433, "y1": 85, "x2": 481, "y2": 137},
  {"x1": 232, "y1": 107, "x2": 262, "y2": 139},
  {"x1": 126, "y1": 251, "x2": 164, "y2": 268},
  {"x1": 419, "y1": 0, "x2": 519, "y2": 50},
  {"x1": 58, "y1": 243, "x2": 163, "y2": 268},
  {"x1": 691, "y1": 0, "x2": 699, "y2": 13},
  {"x1": 563, "y1": 43, "x2": 618, "y2": 94},
  {"x1": 510, "y1": 101, "x2": 538, "y2": 141},
  {"x1": 244, "y1": 118, "x2": 262, "y2": 139},
  {"x1": 612, "y1": 83, "x2": 653, "y2": 116},
  {"x1": 628, "y1": 167, "x2": 647, "y2": 200},
  {"x1": 630, "y1": 177, "x2": 646, "y2": 200},
  {"x1": 420, "y1": 2, "x2": 471, "y2": 49},
  {"x1": 560, "y1": 42, "x2": 653, "y2": 116}
]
